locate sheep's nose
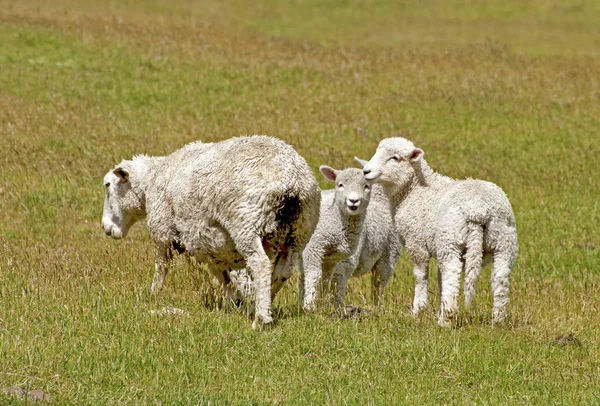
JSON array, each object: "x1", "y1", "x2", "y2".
[{"x1": 349, "y1": 198, "x2": 359, "y2": 204}]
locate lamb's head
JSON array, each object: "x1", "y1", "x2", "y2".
[
  {"x1": 361, "y1": 137, "x2": 424, "y2": 190},
  {"x1": 320, "y1": 166, "x2": 371, "y2": 216},
  {"x1": 102, "y1": 160, "x2": 146, "y2": 239}
]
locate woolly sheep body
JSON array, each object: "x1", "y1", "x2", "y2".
[
  {"x1": 363, "y1": 137, "x2": 518, "y2": 326},
  {"x1": 102, "y1": 135, "x2": 321, "y2": 328}
]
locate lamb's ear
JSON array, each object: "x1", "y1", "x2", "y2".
[
  {"x1": 319, "y1": 165, "x2": 338, "y2": 182},
  {"x1": 354, "y1": 157, "x2": 369, "y2": 168},
  {"x1": 409, "y1": 148, "x2": 424, "y2": 162},
  {"x1": 113, "y1": 167, "x2": 129, "y2": 182}
]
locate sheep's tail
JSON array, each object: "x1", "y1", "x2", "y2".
[{"x1": 464, "y1": 222, "x2": 484, "y2": 309}]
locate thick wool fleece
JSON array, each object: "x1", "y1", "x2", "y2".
[
  {"x1": 363, "y1": 137, "x2": 518, "y2": 326},
  {"x1": 102, "y1": 136, "x2": 321, "y2": 328}
]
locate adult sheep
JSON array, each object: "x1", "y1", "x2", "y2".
[
  {"x1": 101, "y1": 135, "x2": 321, "y2": 328},
  {"x1": 362, "y1": 137, "x2": 518, "y2": 327}
]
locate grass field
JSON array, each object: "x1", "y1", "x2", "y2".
[{"x1": 1, "y1": 0, "x2": 599, "y2": 404}]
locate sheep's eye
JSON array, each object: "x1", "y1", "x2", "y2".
[
  {"x1": 364, "y1": 184, "x2": 371, "y2": 190},
  {"x1": 337, "y1": 183, "x2": 344, "y2": 188},
  {"x1": 390, "y1": 155, "x2": 401, "y2": 162},
  {"x1": 104, "y1": 182, "x2": 110, "y2": 188}
]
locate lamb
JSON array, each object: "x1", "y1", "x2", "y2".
[
  {"x1": 301, "y1": 166, "x2": 373, "y2": 312},
  {"x1": 101, "y1": 135, "x2": 321, "y2": 328},
  {"x1": 362, "y1": 137, "x2": 518, "y2": 326},
  {"x1": 332, "y1": 159, "x2": 402, "y2": 310}
]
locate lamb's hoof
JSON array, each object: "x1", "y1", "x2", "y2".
[
  {"x1": 330, "y1": 305, "x2": 368, "y2": 320},
  {"x1": 492, "y1": 309, "x2": 508, "y2": 326},
  {"x1": 345, "y1": 305, "x2": 368, "y2": 318},
  {"x1": 437, "y1": 312, "x2": 456, "y2": 328},
  {"x1": 252, "y1": 315, "x2": 276, "y2": 330}
]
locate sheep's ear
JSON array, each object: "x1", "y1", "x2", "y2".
[
  {"x1": 319, "y1": 165, "x2": 338, "y2": 182},
  {"x1": 113, "y1": 167, "x2": 129, "y2": 182},
  {"x1": 409, "y1": 148, "x2": 424, "y2": 162},
  {"x1": 354, "y1": 157, "x2": 369, "y2": 167}
]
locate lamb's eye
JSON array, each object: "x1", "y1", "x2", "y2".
[
  {"x1": 104, "y1": 182, "x2": 110, "y2": 188},
  {"x1": 390, "y1": 155, "x2": 401, "y2": 162},
  {"x1": 337, "y1": 183, "x2": 344, "y2": 188}
]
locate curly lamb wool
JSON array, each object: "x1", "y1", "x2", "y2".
[
  {"x1": 102, "y1": 135, "x2": 321, "y2": 328},
  {"x1": 363, "y1": 137, "x2": 518, "y2": 326},
  {"x1": 329, "y1": 159, "x2": 402, "y2": 312},
  {"x1": 301, "y1": 166, "x2": 372, "y2": 311}
]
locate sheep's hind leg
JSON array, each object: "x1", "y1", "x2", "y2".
[
  {"x1": 235, "y1": 236, "x2": 274, "y2": 329},
  {"x1": 491, "y1": 254, "x2": 511, "y2": 326},
  {"x1": 438, "y1": 254, "x2": 462, "y2": 327}
]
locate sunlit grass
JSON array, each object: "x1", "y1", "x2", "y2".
[{"x1": 1, "y1": 0, "x2": 599, "y2": 404}]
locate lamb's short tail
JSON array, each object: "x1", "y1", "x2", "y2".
[{"x1": 464, "y1": 222, "x2": 484, "y2": 308}]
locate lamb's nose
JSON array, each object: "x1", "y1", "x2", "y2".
[{"x1": 349, "y1": 198, "x2": 359, "y2": 204}]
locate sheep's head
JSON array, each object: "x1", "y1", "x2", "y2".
[
  {"x1": 361, "y1": 137, "x2": 424, "y2": 190},
  {"x1": 102, "y1": 160, "x2": 146, "y2": 239},
  {"x1": 320, "y1": 166, "x2": 371, "y2": 216}
]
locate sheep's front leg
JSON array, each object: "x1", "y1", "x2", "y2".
[
  {"x1": 151, "y1": 243, "x2": 172, "y2": 294},
  {"x1": 411, "y1": 256, "x2": 430, "y2": 316}
]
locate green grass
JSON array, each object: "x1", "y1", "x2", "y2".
[{"x1": 1, "y1": 0, "x2": 599, "y2": 404}]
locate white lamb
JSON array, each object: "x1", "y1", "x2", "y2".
[
  {"x1": 301, "y1": 166, "x2": 373, "y2": 312},
  {"x1": 333, "y1": 158, "x2": 402, "y2": 310},
  {"x1": 101, "y1": 135, "x2": 321, "y2": 328},
  {"x1": 362, "y1": 137, "x2": 518, "y2": 326}
]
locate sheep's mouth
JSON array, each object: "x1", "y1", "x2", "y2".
[{"x1": 347, "y1": 204, "x2": 360, "y2": 213}]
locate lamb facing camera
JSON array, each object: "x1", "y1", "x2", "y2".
[{"x1": 301, "y1": 166, "x2": 373, "y2": 313}]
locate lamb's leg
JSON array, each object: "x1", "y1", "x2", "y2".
[
  {"x1": 411, "y1": 256, "x2": 430, "y2": 316},
  {"x1": 151, "y1": 243, "x2": 172, "y2": 294},
  {"x1": 373, "y1": 257, "x2": 394, "y2": 307},
  {"x1": 464, "y1": 224, "x2": 484, "y2": 309},
  {"x1": 371, "y1": 267, "x2": 382, "y2": 306},
  {"x1": 330, "y1": 272, "x2": 348, "y2": 316},
  {"x1": 491, "y1": 254, "x2": 511, "y2": 325},
  {"x1": 302, "y1": 247, "x2": 326, "y2": 311},
  {"x1": 332, "y1": 259, "x2": 356, "y2": 314},
  {"x1": 438, "y1": 254, "x2": 462, "y2": 327}
]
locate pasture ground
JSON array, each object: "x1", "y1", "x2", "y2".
[{"x1": 1, "y1": 0, "x2": 599, "y2": 404}]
